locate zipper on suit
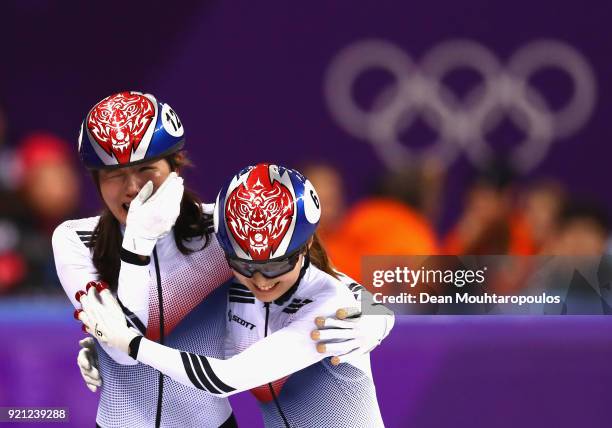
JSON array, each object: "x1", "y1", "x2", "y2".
[
  {"x1": 153, "y1": 247, "x2": 165, "y2": 428},
  {"x1": 264, "y1": 302, "x2": 290, "y2": 428}
]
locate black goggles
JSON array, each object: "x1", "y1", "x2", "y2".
[{"x1": 227, "y1": 247, "x2": 305, "y2": 279}]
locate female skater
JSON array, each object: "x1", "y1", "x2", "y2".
[{"x1": 77, "y1": 163, "x2": 389, "y2": 427}]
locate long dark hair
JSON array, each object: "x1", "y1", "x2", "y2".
[
  {"x1": 90, "y1": 152, "x2": 213, "y2": 291},
  {"x1": 309, "y1": 233, "x2": 338, "y2": 279}
]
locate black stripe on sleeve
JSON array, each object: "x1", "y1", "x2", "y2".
[
  {"x1": 229, "y1": 296, "x2": 255, "y2": 304},
  {"x1": 76, "y1": 231, "x2": 94, "y2": 247},
  {"x1": 180, "y1": 352, "x2": 206, "y2": 391},
  {"x1": 78, "y1": 237, "x2": 93, "y2": 247},
  {"x1": 198, "y1": 355, "x2": 236, "y2": 393},
  {"x1": 288, "y1": 299, "x2": 313, "y2": 307},
  {"x1": 283, "y1": 299, "x2": 313, "y2": 314},
  {"x1": 229, "y1": 283, "x2": 250, "y2": 291},
  {"x1": 189, "y1": 353, "x2": 222, "y2": 394},
  {"x1": 283, "y1": 306, "x2": 305, "y2": 314},
  {"x1": 228, "y1": 289, "x2": 254, "y2": 298}
]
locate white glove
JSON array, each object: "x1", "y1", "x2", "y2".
[
  {"x1": 122, "y1": 172, "x2": 184, "y2": 256},
  {"x1": 312, "y1": 306, "x2": 394, "y2": 365},
  {"x1": 78, "y1": 285, "x2": 140, "y2": 354},
  {"x1": 77, "y1": 337, "x2": 102, "y2": 393}
]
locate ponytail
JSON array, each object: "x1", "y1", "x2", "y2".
[
  {"x1": 91, "y1": 208, "x2": 122, "y2": 290},
  {"x1": 308, "y1": 233, "x2": 339, "y2": 279}
]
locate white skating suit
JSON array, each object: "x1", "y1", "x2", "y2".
[
  {"x1": 52, "y1": 206, "x2": 238, "y2": 428},
  {"x1": 130, "y1": 259, "x2": 386, "y2": 428}
]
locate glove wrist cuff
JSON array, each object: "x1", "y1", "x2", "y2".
[
  {"x1": 120, "y1": 328, "x2": 142, "y2": 355},
  {"x1": 128, "y1": 335, "x2": 144, "y2": 359},
  {"x1": 122, "y1": 230, "x2": 157, "y2": 256},
  {"x1": 120, "y1": 247, "x2": 150, "y2": 265}
]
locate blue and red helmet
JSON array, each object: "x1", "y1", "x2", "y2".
[
  {"x1": 214, "y1": 163, "x2": 322, "y2": 261},
  {"x1": 78, "y1": 91, "x2": 184, "y2": 169}
]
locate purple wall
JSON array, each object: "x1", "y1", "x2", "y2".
[{"x1": 1, "y1": 1, "x2": 611, "y2": 225}]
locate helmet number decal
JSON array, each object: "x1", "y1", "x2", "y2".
[
  {"x1": 161, "y1": 104, "x2": 184, "y2": 137},
  {"x1": 78, "y1": 123, "x2": 84, "y2": 152},
  {"x1": 165, "y1": 109, "x2": 181, "y2": 131},
  {"x1": 303, "y1": 180, "x2": 321, "y2": 224},
  {"x1": 310, "y1": 189, "x2": 320, "y2": 209}
]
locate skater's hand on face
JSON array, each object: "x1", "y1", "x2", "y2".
[{"x1": 122, "y1": 172, "x2": 184, "y2": 256}]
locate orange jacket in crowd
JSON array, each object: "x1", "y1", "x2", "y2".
[{"x1": 320, "y1": 198, "x2": 439, "y2": 282}]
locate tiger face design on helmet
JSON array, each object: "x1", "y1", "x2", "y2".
[
  {"x1": 78, "y1": 91, "x2": 185, "y2": 169},
  {"x1": 225, "y1": 165, "x2": 295, "y2": 259},
  {"x1": 215, "y1": 163, "x2": 322, "y2": 261},
  {"x1": 87, "y1": 92, "x2": 156, "y2": 163}
]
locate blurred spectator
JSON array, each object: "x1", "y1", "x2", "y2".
[
  {"x1": 546, "y1": 199, "x2": 610, "y2": 255},
  {"x1": 15, "y1": 133, "x2": 80, "y2": 226},
  {"x1": 520, "y1": 180, "x2": 566, "y2": 253},
  {"x1": 0, "y1": 132, "x2": 80, "y2": 294},
  {"x1": 301, "y1": 162, "x2": 346, "y2": 238},
  {"x1": 375, "y1": 158, "x2": 446, "y2": 224},
  {"x1": 522, "y1": 199, "x2": 612, "y2": 308},
  {"x1": 0, "y1": 104, "x2": 18, "y2": 213},
  {"x1": 443, "y1": 160, "x2": 534, "y2": 255},
  {"x1": 304, "y1": 162, "x2": 438, "y2": 282},
  {"x1": 475, "y1": 193, "x2": 605, "y2": 296}
]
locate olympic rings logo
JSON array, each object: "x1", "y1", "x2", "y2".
[{"x1": 324, "y1": 39, "x2": 597, "y2": 173}]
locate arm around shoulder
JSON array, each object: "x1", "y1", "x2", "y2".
[{"x1": 52, "y1": 221, "x2": 138, "y2": 365}]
